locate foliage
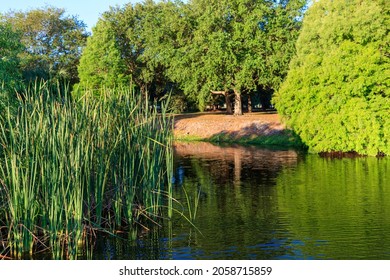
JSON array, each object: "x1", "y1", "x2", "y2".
[
  {"x1": 163, "y1": 0, "x2": 307, "y2": 114},
  {"x1": 0, "y1": 23, "x2": 23, "y2": 121},
  {"x1": 167, "y1": 94, "x2": 188, "y2": 113},
  {"x1": 77, "y1": 15, "x2": 129, "y2": 90},
  {"x1": 2, "y1": 6, "x2": 89, "y2": 85},
  {"x1": 77, "y1": 1, "x2": 170, "y2": 97},
  {"x1": 274, "y1": 0, "x2": 390, "y2": 156},
  {"x1": 0, "y1": 23, "x2": 23, "y2": 88},
  {"x1": 77, "y1": 0, "x2": 306, "y2": 112},
  {"x1": 0, "y1": 83, "x2": 173, "y2": 259}
]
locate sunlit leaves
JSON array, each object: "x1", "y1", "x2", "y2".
[
  {"x1": 275, "y1": 0, "x2": 390, "y2": 155},
  {"x1": 77, "y1": 0, "x2": 306, "y2": 111},
  {"x1": 77, "y1": 18, "x2": 129, "y2": 90}
]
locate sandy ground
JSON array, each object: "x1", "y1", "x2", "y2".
[{"x1": 173, "y1": 111, "x2": 286, "y2": 139}]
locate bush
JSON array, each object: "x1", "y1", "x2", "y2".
[{"x1": 274, "y1": 0, "x2": 390, "y2": 156}]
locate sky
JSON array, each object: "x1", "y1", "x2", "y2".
[{"x1": 0, "y1": 0, "x2": 141, "y2": 32}]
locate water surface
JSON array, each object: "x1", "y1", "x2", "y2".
[{"x1": 94, "y1": 142, "x2": 390, "y2": 260}]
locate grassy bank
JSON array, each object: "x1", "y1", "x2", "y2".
[
  {"x1": 0, "y1": 83, "x2": 173, "y2": 259},
  {"x1": 173, "y1": 112, "x2": 307, "y2": 149},
  {"x1": 174, "y1": 129, "x2": 306, "y2": 149}
]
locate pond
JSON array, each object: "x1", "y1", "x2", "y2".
[{"x1": 92, "y1": 142, "x2": 390, "y2": 260}]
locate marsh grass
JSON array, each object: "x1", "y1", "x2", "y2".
[{"x1": 0, "y1": 82, "x2": 173, "y2": 259}]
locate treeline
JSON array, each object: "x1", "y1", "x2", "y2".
[
  {"x1": 0, "y1": 6, "x2": 88, "y2": 119},
  {"x1": 76, "y1": 0, "x2": 308, "y2": 114},
  {"x1": 1, "y1": 1, "x2": 307, "y2": 114},
  {"x1": 0, "y1": 7, "x2": 88, "y2": 87},
  {"x1": 2, "y1": 0, "x2": 388, "y2": 155}
]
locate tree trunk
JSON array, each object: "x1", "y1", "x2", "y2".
[
  {"x1": 247, "y1": 94, "x2": 252, "y2": 113},
  {"x1": 233, "y1": 148, "x2": 242, "y2": 187},
  {"x1": 225, "y1": 92, "x2": 233, "y2": 114},
  {"x1": 233, "y1": 89, "x2": 243, "y2": 115}
]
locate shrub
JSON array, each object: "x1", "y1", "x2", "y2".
[{"x1": 274, "y1": 0, "x2": 390, "y2": 156}]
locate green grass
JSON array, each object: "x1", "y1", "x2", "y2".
[
  {"x1": 175, "y1": 130, "x2": 307, "y2": 150},
  {"x1": 0, "y1": 82, "x2": 174, "y2": 259},
  {"x1": 173, "y1": 135, "x2": 204, "y2": 142}
]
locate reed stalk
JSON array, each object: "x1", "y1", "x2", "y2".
[{"x1": 0, "y1": 82, "x2": 173, "y2": 259}]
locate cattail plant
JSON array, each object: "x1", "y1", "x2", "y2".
[{"x1": 0, "y1": 82, "x2": 173, "y2": 259}]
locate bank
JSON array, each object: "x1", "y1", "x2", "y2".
[{"x1": 172, "y1": 112, "x2": 305, "y2": 148}]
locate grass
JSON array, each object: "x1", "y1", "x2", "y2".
[
  {"x1": 175, "y1": 130, "x2": 307, "y2": 150},
  {"x1": 208, "y1": 130, "x2": 306, "y2": 148},
  {"x1": 0, "y1": 82, "x2": 174, "y2": 259},
  {"x1": 173, "y1": 135, "x2": 204, "y2": 142}
]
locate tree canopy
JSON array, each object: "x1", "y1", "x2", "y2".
[
  {"x1": 77, "y1": 11, "x2": 129, "y2": 90},
  {"x1": 153, "y1": 0, "x2": 307, "y2": 114},
  {"x1": 77, "y1": 1, "x2": 170, "y2": 95},
  {"x1": 2, "y1": 6, "x2": 89, "y2": 85},
  {"x1": 171, "y1": 0, "x2": 306, "y2": 114},
  {"x1": 77, "y1": 0, "x2": 307, "y2": 114},
  {"x1": 274, "y1": 0, "x2": 390, "y2": 155},
  {"x1": 0, "y1": 22, "x2": 24, "y2": 117}
]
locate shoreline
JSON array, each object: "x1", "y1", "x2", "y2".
[{"x1": 172, "y1": 111, "x2": 304, "y2": 148}]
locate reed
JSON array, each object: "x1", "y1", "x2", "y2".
[
  {"x1": 182, "y1": 186, "x2": 201, "y2": 223},
  {"x1": 0, "y1": 82, "x2": 173, "y2": 259}
]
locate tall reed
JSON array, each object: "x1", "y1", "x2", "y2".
[{"x1": 0, "y1": 82, "x2": 173, "y2": 259}]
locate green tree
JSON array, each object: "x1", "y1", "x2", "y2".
[
  {"x1": 136, "y1": 0, "x2": 186, "y2": 98},
  {"x1": 78, "y1": 0, "x2": 182, "y2": 103},
  {"x1": 77, "y1": 2, "x2": 161, "y2": 96},
  {"x1": 77, "y1": 13, "x2": 129, "y2": 90},
  {"x1": 0, "y1": 22, "x2": 23, "y2": 89},
  {"x1": 0, "y1": 22, "x2": 23, "y2": 117},
  {"x1": 165, "y1": 0, "x2": 306, "y2": 114},
  {"x1": 77, "y1": 0, "x2": 305, "y2": 111},
  {"x1": 3, "y1": 6, "x2": 89, "y2": 84},
  {"x1": 274, "y1": 0, "x2": 390, "y2": 156}
]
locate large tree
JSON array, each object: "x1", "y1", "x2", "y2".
[
  {"x1": 136, "y1": 0, "x2": 187, "y2": 98},
  {"x1": 77, "y1": 0, "x2": 306, "y2": 112},
  {"x1": 77, "y1": 11, "x2": 130, "y2": 90},
  {"x1": 165, "y1": 0, "x2": 307, "y2": 114},
  {"x1": 77, "y1": 1, "x2": 169, "y2": 97},
  {"x1": 3, "y1": 7, "x2": 89, "y2": 85},
  {"x1": 274, "y1": 0, "x2": 390, "y2": 156}
]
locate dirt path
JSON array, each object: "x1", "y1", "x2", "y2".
[{"x1": 173, "y1": 111, "x2": 286, "y2": 140}]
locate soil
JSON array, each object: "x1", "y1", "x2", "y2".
[{"x1": 173, "y1": 111, "x2": 286, "y2": 140}]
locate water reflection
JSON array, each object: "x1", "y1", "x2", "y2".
[
  {"x1": 174, "y1": 142, "x2": 298, "y2": 187},
  {"x1": 171, "y1": 142, "x2": 301, "y2": 260},
  {"x1": 276, "y1": 156, "x2": 390, "y2": 259},
  {"x1": 93, "y1": 142, "x2": 390, "y2": 260}
]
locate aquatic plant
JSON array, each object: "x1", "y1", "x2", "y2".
[
  {"x1": 182, "y1": 185, "x2": 201, "y2": 223},
  {"x1": 0, "y1": 82, "x2": 173, "y2": 259}
]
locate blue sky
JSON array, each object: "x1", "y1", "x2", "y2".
[{"x1": 0, "y1": 0, "x2": 141, "y2": 32}]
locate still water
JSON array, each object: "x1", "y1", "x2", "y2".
[{"x1": 94, "y1": 142, "x2": 390, "y2": 260}]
